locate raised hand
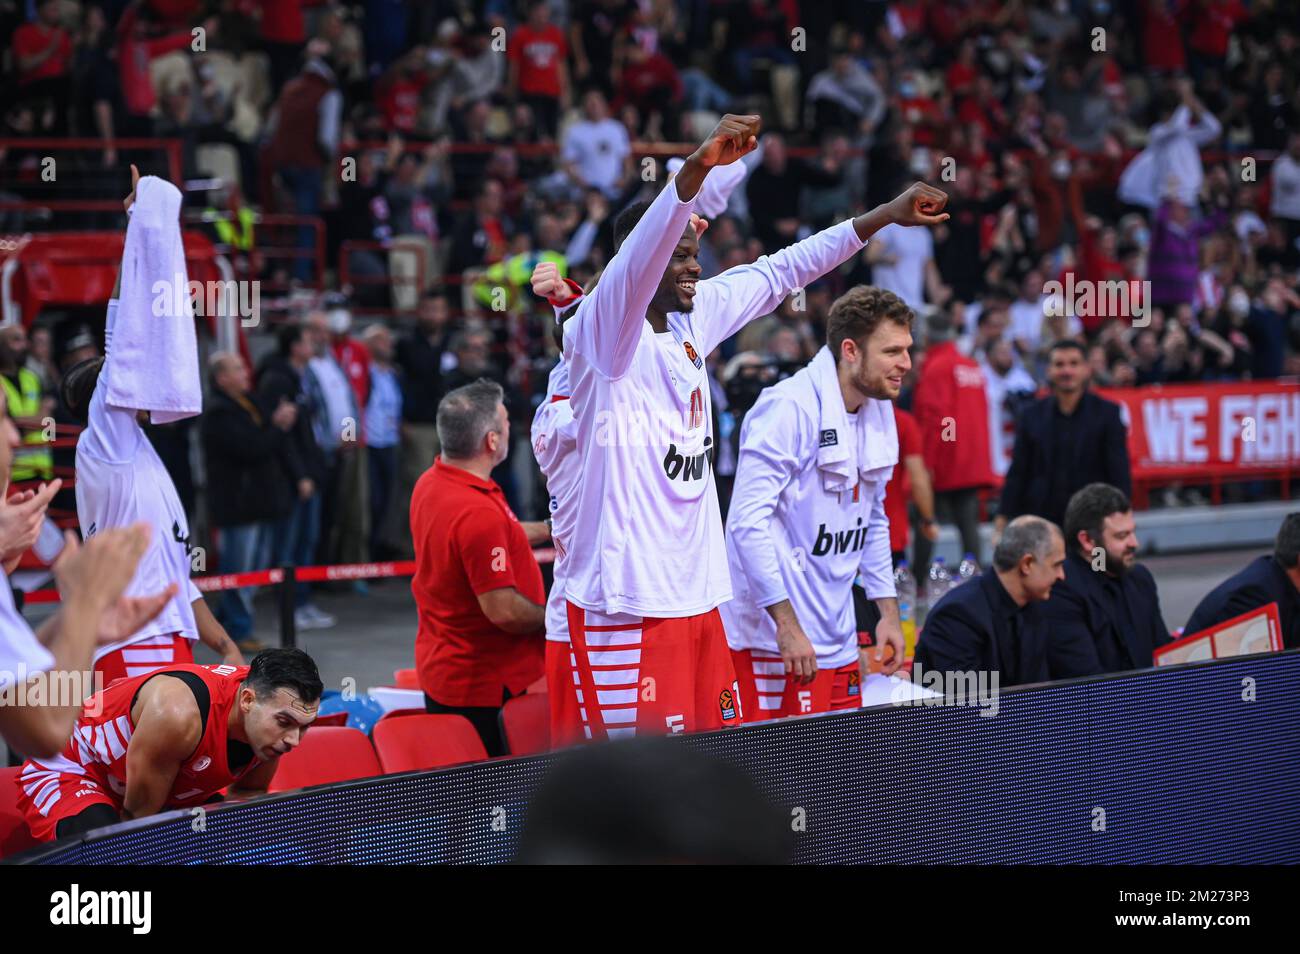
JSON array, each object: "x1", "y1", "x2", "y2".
[
  {"x1": 531, "y1": 261, "x2": 572, "y2": 302},
  {"x1": 885, "y1": 181, "x2": 950, "y2": 227},
  {"x1": 690, "y1": 114, "x2": 761, "y2": 169},
  {"x1": 124, "y1": 163, "x2": 141, "y2": 213}
]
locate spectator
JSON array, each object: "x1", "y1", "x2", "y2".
[
  {"x1": 998, "y1": 340, "x2": 1131, "y2": 532},
  {"x1": 981, "y1": 337, "x2": 1037, "y2": 478},
  {"x1": 1184, "y1": 512, "x2": 1300, "y2": 649},
  {"x1": 0, "y1": 324, "x2": 54, "y2": 483},
  {"x1": 1118, "y1": 82, "x2": 1222, "y2": 211},
  {"x1": 12, "y1": 0, "x2": 73, "y2": 131},
  {"x1": 911, "y1": 310, "x2": 995, "y2": 569},
  {"x1": 446, "y1": 179, "x2": 512, "y2": 282},
  {"x1": 914, "y1": 515, "x2": 1065, "y2": 688},
  {"x1": 363, "y1": 324, "x2": 402, "y2": 560},
  {"x1": 266, "y1": 40, "x2": 343, "y2": 281},
  {"x1": 865, "y1": 219, "x2": 947, "y2": 313},
  {"x1": 806, "y1": 48, "x2": 886, "y2": 135},
  {"x1": 1148, "y1": 192, "x2": 1227, "y2": 312},
  {"x1": 559, "y1": 89, "x2": 631, "y2": 200},
  {"x1": 410, "y1": 379, "x2": 548, "y2": 756},
  {"x1": 1270, "y1": 132, "x2": 1300, "y2": 267},
  {"x1": 202, "y1": 352, "x2": 298, "y2": 651},
  {"x1": 508, "y1": 0, "x2": 569, "y2": 140},
  {"x1": 611, "y1": 37, "x2": 683, "y2": 140},
  {"x1": 257, "y1": 323, "x2": 334, "y2": 631},
  {"x1": 115, "y1": 4, "x2": 208, "y2": 138},
  {"x1": 1043, "y1": 483, "x2": 1173, "y2": 678}
]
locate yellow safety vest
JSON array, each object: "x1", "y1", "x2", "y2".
[
  {"x1": 208, "y1": 206, "x2": 256, "y2": 252},
  {"x1": 1, "y1": 368, "x2": 53, "y2": 482}
]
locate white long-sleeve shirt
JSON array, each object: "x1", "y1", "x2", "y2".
[
  {"x1": 76, "y1": 300, "x2": 201, "y2": 661},
  {"x1": 562, "y1": 177, "x2": 868, "y2": 616},
  {"x1": 1119, "y1": 104, "x2": 1222, "y2": 210},
  {"x1": 0, "y1": 568, "x2": 54, "y2": 693},
  {"x1": 531, "y1": 361, "x2": 579, "y2": 642},
  {"x1": 720, "y1": 371, "x2": 895, "y2": 669}
]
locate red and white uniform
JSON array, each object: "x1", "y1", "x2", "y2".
[
  {"x1": 77, "y1": 301, "x2": 201, "y2": 680},
  {"x1": 530, "y1": 359, "x2": 587, "y2": 745},
  {"x1": 720, "y1": 348, "x2": 897, "y2": 719},
  {"x1": 16, "y1": 663, "x2": 261, "y2": 842},
  {"x1": 561, "y1": 177, "x2": 868, "y2": 736}
]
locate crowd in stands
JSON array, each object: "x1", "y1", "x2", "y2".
[{"x1": 1, "y1": 0, "x2": 1299, "y2": 634}]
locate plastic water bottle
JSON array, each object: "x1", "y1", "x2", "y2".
[
  {"x1": 894, "y1": 561, "x2": 917, "y2": 657},
  {"x1": 958, "y1": 552, "x2": 981, "y2": 581},
  {"x1": 927, "y1": 557, "x2": 953, "y2": 608}
]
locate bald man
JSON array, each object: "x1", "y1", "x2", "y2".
[
  {"x1": 915, "y1": 516, "x2": 1066, "y2": 688},
  {"x1": 200, "y1": 352, "x2": 298, "y2": 650}
]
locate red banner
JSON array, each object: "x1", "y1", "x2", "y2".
[{"x1": 1096, "y1": 381, "x2": 1300, "y2": 479}]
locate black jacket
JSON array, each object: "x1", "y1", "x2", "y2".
[
  {"x1": 999, "y1": 390, "x2": 1131, "y2": 526},
  {"x1": 1184, "y1": 554, "x2": 1300, "y2": 650},
  {"x1": 1043, "y1": 550, "x2": 1172, "y2": 678},
  {"x1": 201, "y1": 390, "x2": 291, "y2": 527},
  {"x1": 255, "y1": 353, "x2": 328, "y2": 487},
  {"x1": 915, "y1": 571, "x2": 1051, "y2": 687}
]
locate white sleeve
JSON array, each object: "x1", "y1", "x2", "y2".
[
  {"x1": 1188, "y1": 107, "x2": 1222, "y2": 146},
  {"x1": 187, "y1": 578, "x2": 202, "y2": 604},
  {"x1": 82, "y1": 299, "x2": 143, "y2": 463},
  {"x1": 1147, "y1": 106, "x2": 1190, "y2": 146},
  {"x1": 0, "y1": 587, "x2": 54, "y2": 691},
  {"x1": 694, "y1": 219, "x2": 867, "y2": 356},
  {"x1": 858, "y1": 481, "x2": 896, "y2": 600},
  {"x1": 727, "y1": 392, "x2": 808, "y2": 609},
  {"x1": 670, "y1": 157, "x2": 749, "y2": 218},
  {"x1": 565, "y1": 180, "x2": 697, "y2": 379}
]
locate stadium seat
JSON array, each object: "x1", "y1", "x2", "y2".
[
  {"x1": 499, "y1": 693, "x2": 551, "y2": 756},
  {"x1": 0, "y1": 767, "x2": 39, "y2": 859},
  {"x1": 371, "y1": 715, "x2": 488, "y2": 773},
  {"x1": 393, "y1": 668, "x2": 419, "y2": 690},
  {"x1": 374, "y1": 707, "x2": 425, "y2": 725},
  {"x1": 267, "y1": 727, "x2": 382, "y2": 793},
  {"x1": 312, "y1": 712, "x2": 349, "y2": 727}
]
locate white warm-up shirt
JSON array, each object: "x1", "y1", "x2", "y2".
[
  {"x1": 720, "y1": 370, "x2": 896, "y2": 669},
  {"x1": 0, "y1": 569, "x2": 54, "y2": 692},
  {"x1": 531, "y1": 361, "x2": 579, "y2": 643},
  {"x1": 77, "y1": 301, "x2": 201, "y2": 661},
  {"x1": 562, "y1": 177, "x2": 868, "y2": 616}
]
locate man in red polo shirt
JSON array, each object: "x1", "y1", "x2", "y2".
[{"x1": 410, "y1": 379, "x2": 549, "y2": 756}]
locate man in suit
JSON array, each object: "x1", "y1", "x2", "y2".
[
  {"x1": 914, "y1": 515, "x2": 1065, "y2": 687},
  {"x1": 1184, "y1": 513, "x2": 1300, "y2": 649},
  {"x1": 996, "y1": 339, "x2": 1130, "y2": 532},
  {"x1": 1044, "y1": 483, "x2": 1173, "y2": 678}
]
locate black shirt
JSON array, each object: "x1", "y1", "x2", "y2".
[{"x1": 395, "y1": 330, "x2": 446, "y2": 425}]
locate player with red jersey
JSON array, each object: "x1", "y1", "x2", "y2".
[{"x1": 16, "y1": 648, "x2": 322, "y2": 842}]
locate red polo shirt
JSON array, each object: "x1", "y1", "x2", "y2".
[
  {"x1": 411, "y1": 458, "x2": 545, "y2": 708},
  {"x1": 885, "y1": 407, "x2": 922, "y2": 554}
]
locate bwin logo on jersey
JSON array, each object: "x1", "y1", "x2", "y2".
[
  {"x1": 663, "y1": 437, "x2": 713, "y2": 481},
  {"x1": 811, "y1": 517, "x2": 869, "y2": 557}
]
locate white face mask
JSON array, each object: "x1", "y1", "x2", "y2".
[
  {"x1": 1229, "y1": 293, "x2": 1251, "y2": 317},
  {"x1": 327, "y1": 308, "x2": 352, "y2": 334}
]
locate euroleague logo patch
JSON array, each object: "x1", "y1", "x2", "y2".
[
  {"x1": 847, "y1": 669, "x2": 861, "y2": 696},
  {"x1": 683, "y1": 340, "x2": 703, "y2": 369},
  {"x1": 819, "y1": 428, "x2": 838, "y2": 448},
  {"x1": 719, "y1": 688, "x2": 737, "y2": 721}
]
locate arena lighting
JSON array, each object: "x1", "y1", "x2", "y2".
[{"x1": 14, "y1": 651, "x2": 1299, "y2": 865}]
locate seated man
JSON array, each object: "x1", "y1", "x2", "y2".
[
  {"x1": 914, "y1": 515, "x2": 1065, "y2": 688},
  {"x1": 1184, "y1": 513, "x2": 1300, "y2": 649},
  {"x1": 16, "y1": 648, "x2": 322, "y2": 842},
  {"x1": 1043, "y1": 483, "x2": 1172, "y2": 678}
]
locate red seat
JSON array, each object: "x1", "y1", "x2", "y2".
[
  {"x1": 0, "y1": 767, "x2": 39, "y2": 859},
  {"x1": 312, "y1": 712, "x2": 349, "y2": 727},
  {"x1": 393, "y1": 668, "x2": 419, "y2": 690},
  {"x1": 375, "y1": 707, "x2": 425, "y2": 724},
  {"x1": 267, "y1": 727, "x2": 382, "y2": 793},
  {"x1": 371, "y1": 714, "x2": 488, "y2": 773},
  {"x1": 499, "y1": 693, "x2": 551, "y2": 756}
]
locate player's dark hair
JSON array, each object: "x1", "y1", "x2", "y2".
[
  {"x1": 244, "y1": 648, "x2": 324, "y2": 704},
  {"x1": 825, "y1": 285, "x2": 912, "y2": 357},
  {"x1": 60, "y1": 356, "x2": 105, "y2": 425},
  {"x1": 613, "y1": 199, "x2": 653, "y2": 252},
  {"x1": 1048, "y1": 338, "x2": 1087, "y2": 360},
  {"x1": 1064, "y1": 482, "x2": 1131, "y2": 552},
  {"x1": 1274, "y1": 513, "x2": 1300, "y2": 569},
  {"x1": 516, "y1": 738, "x2": 793, "y2": 864}
]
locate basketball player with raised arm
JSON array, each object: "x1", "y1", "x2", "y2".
[
  {"x1": 560, "y1": 112, "x2": 950, "y2": 737},
  {"x1": 60, "y1": 167, "x2": 243, "y2": 684}
]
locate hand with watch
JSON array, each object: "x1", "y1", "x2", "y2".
[{"x1": 919, "y1": 516, "x2": 940, "y2": 542}]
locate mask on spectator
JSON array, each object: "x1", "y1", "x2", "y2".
[{"x1": 1229, "y1": 292, "x2": 1251, "y2": 318}]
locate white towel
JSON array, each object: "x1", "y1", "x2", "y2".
[
  {"x1": 106, "y1": 175, "x2": 201, "y2": 424},
  {"x1": 810, "y1": 345, "x2": 898, "y2": 493}
]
